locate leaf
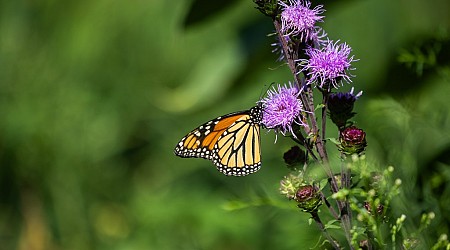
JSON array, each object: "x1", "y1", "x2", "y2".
[
  {"x1": 221, "y1": 200, "x2": 250, "y2": 211},
  {"x1": 324, "y1": 224, "x2": 341, "y2": 230},
  {"x1": 324, "y1": 220, "x2": 341, "y2": 230},
  {"x1": 319, "y1": 178, "x2": 329, "y2": 191},
  {"x1": 315, "y1": 103, "x2": 326, "y2": 111},
  {"x1": 327, "y1": 138, "x2": 340, "y2": 145},
  {"x1": 352, "y1": 226, "x2": 366, "y2": 235}
]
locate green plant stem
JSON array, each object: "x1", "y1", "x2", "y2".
[
  {"x1": 310, "y1": 211, "x2": 341, "y2": 250},
  {"x1": 366, "y1": 229, "x2": 376, "y2": 250},
  {"x1": 290, "y1": 133, "x2": 319, "y2": 162},
  {"x1": 273, "y1": 20, "x2": 304, "y2": 91},
  {"x1": 320, "y1": 191, "x2": 339, "y2": 220},
  {"x1": 339, "y1": 203, "x2": 354, "y2": 249},
  {"x1": 339, "y1": 157, "x2": 354, "y2": 249},
  {"x1": 314, "y1": 88, "x2": 340, "y2": 194},
  {"x1": 304, "y1": 87, "x2": 325, "y2": 160},
  {"x1": 321, "y1": 89, "x2": 329, "y2": 147}
]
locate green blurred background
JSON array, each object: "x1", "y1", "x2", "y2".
[{"x1": 1, "y1": 0, "x2": 450, "y2": 249}]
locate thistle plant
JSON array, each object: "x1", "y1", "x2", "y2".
[{"x1": 251, "y1": 0, "x2": 446, "y2": 249}]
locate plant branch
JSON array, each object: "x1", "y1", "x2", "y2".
[
  {"x1": 273, "y1": 19, "x2": 338, "y2": 192},
  {"x1": 320, "y1": 191, "x2": 339, "y2": 220},
  {"x1": 290, "y1": 133, "x2": 319, "y2": 163},
  {"x1": 310, "y1": 211, "x2": 341, "y2": 250},
  {"x1": 321, "y1": 89, "x2": 329, "y2": 145},
  {"x1": 273, "y1": 16, "x2": 352, "y2": 250},
  {"x1": 273, "y1": 20, "x2": 303, "y2": 90},
  {"x1": 340, "y1": 156, "x2": 354, "y2": 248}
]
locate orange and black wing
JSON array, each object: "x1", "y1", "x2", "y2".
[{"x1": 174, "y1": 106, "x2": 262, "y2": 176}]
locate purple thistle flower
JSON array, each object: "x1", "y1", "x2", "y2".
[
  {"x1": 271, "y1": 37, "x2": 287, "y2": 62},
  {"x1": 300, "y1": 40, "x2": 357, "y2": 89},
  {"x1": 260, "y1": 82, "x2": 308, "y2": 138},
  {"x1": 279, "y1": 0, "x2": 325, "y2": 42},
  {"x1": 309, "y1": 27, "x2": 328, "y2": 46}
]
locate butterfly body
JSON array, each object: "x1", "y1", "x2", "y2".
[{"x1": 174, "y1": 106, "x2": 263, "y2": 176}]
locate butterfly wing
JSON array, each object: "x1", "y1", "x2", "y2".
[
  {"x1": 212, "y1": 113, "x2": 261, "y2": 176},
  {"x1": 174, "y1": 106, "x2": 262, "y2": 176}
]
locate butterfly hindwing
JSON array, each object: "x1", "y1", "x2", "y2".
[
  {"x1": 174, "y1": 106, "x2": 262, "y2": 176},
  {"x1": 212, "y1": 113, "x2": 261, "y2": 176}
]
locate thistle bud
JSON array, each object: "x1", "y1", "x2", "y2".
[
  {"x1": 338, "y1": 126, "x2": 367, "y2": 155},
  {"x1": 359, "y1": 239, "x2": 369, "y2": 250},
  {"x1": 328, "y1": 88, "x2": 362, "y2": 128},
  {"x1": 363, "y1": 201, "x2": 384, "y2": 216},
  {"x1": 295, "y1": 185, "x2": 322, "y2": 213},
  {"x1": 283, "y1": 146, "x2": 307, "y2": 170},
  {"x1": 279, "y1": 174, "x2": 303, "y2": 200}
]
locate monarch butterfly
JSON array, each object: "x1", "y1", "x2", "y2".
[{"x1": 174, "y1": 105, "x2": 263, "y2": 176}]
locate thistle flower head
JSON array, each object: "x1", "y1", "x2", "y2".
[
  {"x1": 300, "y1": 40, "x2": 356, "y2": 89},
  {"x1": 280, "y1": 174, "x2": 322, "y2": 213},
  {"x1": 363, "y1": 201, "x2": 384, "y2": 216},
  {"x1": 259, "y1": 82, "x2": 307, "y2": 138},
  {"x1": 280, "y1": 173, "x2": 304, "y2": 200},
  {"x1": 339, "y1": 126, "x2": 367, "y2": 155},
  {"x1": 295, "y1": 184, "x2": 322, "y2": 213},
  {"x1": 283, "y1": 145, "x2": 307, "y2": 169},
  {"x1": 279, "y1": 0, "x2": 325, "y2": 41},
  {"x1": 328, "y1": 87, "x2": 363, "y2": 128},
  {"x1": 271, "y1": 36, "x2": 287, "y2": 62}
]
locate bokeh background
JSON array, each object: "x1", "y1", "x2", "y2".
[{"x1": 1, "y1": 0, "x2": 450, "y2": 249}]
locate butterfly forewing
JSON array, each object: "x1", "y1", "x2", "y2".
[{"x1": 174, "y1": 106, "x2": 262, "y2": 176}]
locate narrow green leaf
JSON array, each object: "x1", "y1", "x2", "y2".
[
  {"x1": 328, "y1": 138, "x2": 340, "y2": 145},
  {"x1": 324, "y1": 219, "x2": 341, "y2": 230},
  {"x1": 315, "y1": 103, "x2": 326, "y2": 110}
]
